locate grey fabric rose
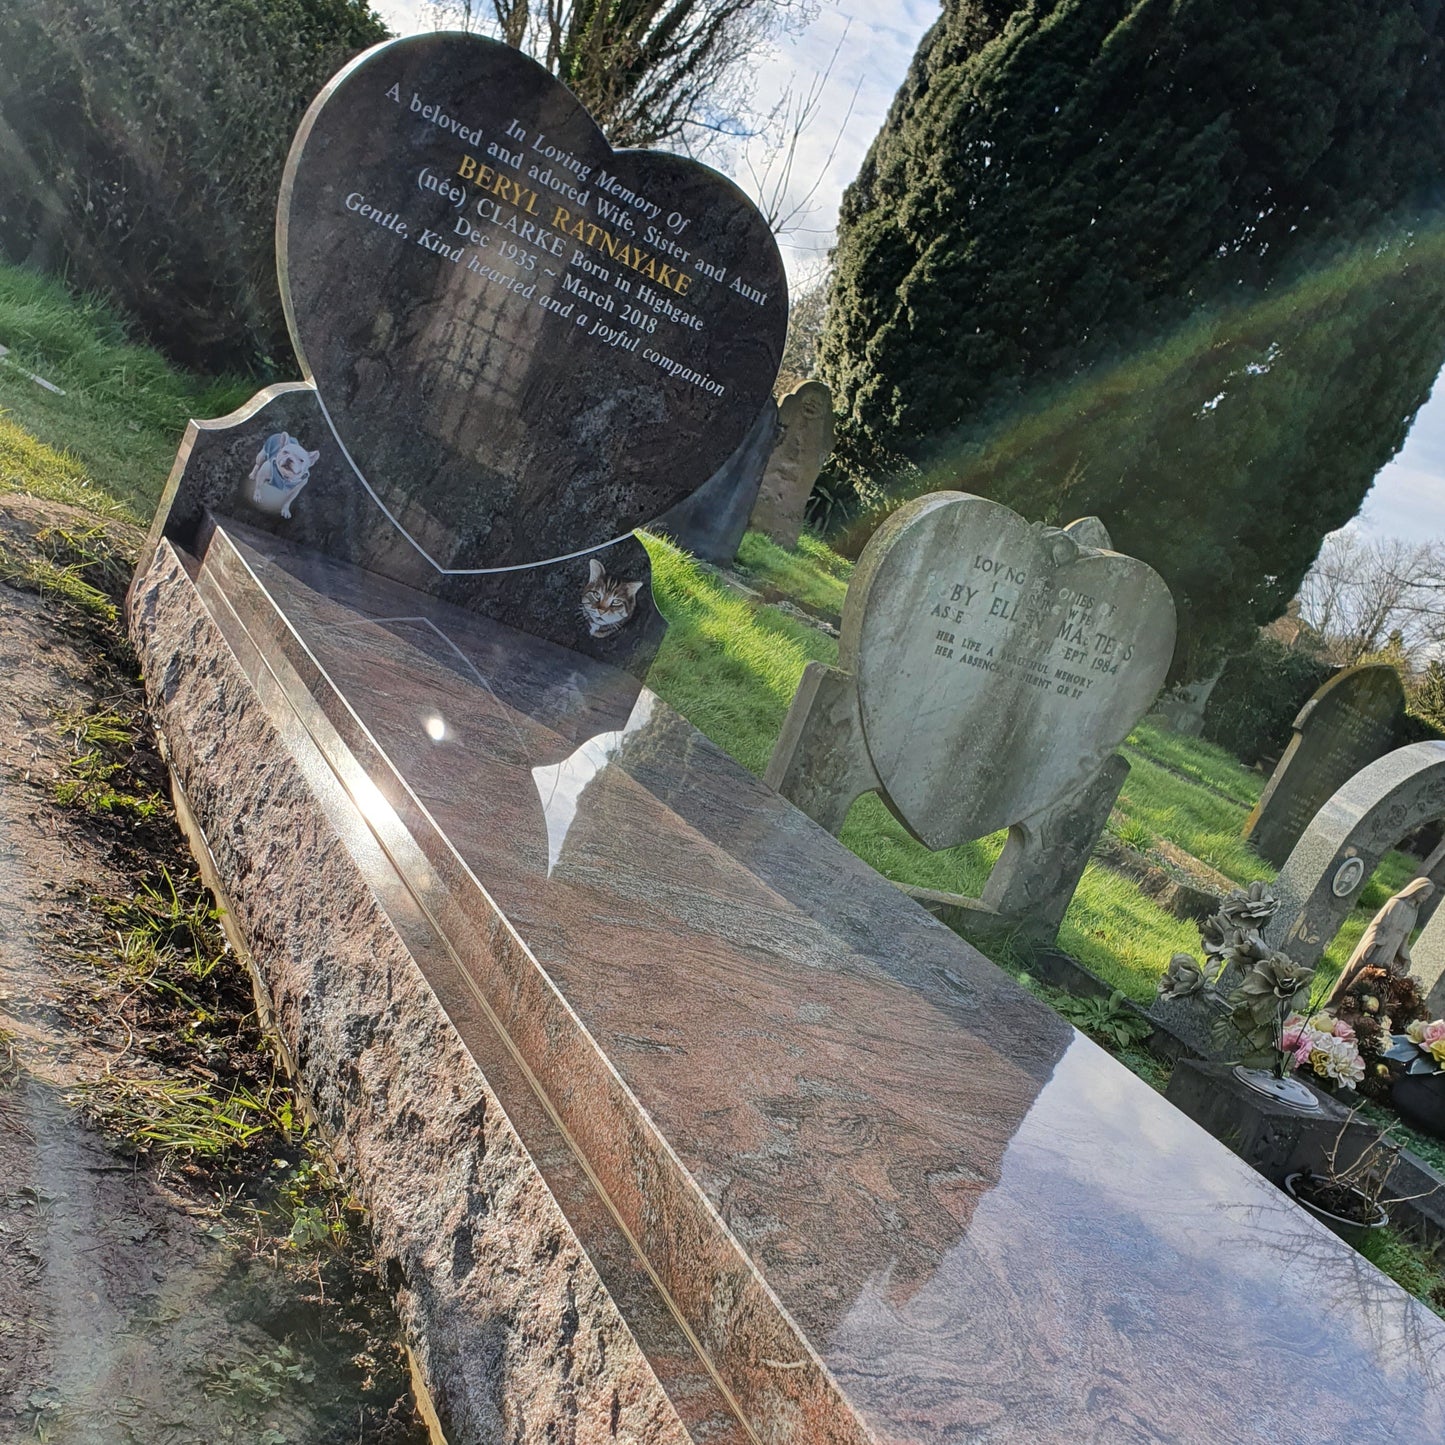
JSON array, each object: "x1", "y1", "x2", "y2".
[
  {"x1": 1216, "y1": 882, "x2": 1280, "y2": 932},
  {"x1": 1158, "y1": 952, "x2": 1206, "y2": 1001},
  {"x1": 1230, "y1": 951, "x2": 1315, "y2": 1025}
]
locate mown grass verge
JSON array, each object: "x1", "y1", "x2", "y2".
[
  {"x1": 644, "y1": 530, "x2": 1424, "y2": 1001},
  {"x1": 0, "y1": 265, "x2": 250, "y2": 519}
]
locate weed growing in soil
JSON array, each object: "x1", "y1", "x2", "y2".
[
  {"x1": 0, "y1": 519, "x2": 138, "y2": 638},
  {"x1": 1110, "y1": 816, "x2": 1157, "y2": 854},
  {"x1": 1359, "y1": 1227, "x2": 1445, "y2": 1320},
  {"x1": 0, "y1": 541, "x2": 117, "y2": 626},
  {"x1": 204, "y1": 1341, "x2": 316, "y2": 1404},
  {"x1": 53, "y1": 704, "x2": 164, "y2": 818},
  {"x1": 69, "y1": 1075, "x2": 291, "y2": 1160},
  {"x1": 95, "y1": 862, "x2": 228, "y2": 981}
]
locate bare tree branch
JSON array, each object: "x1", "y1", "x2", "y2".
[
  {"x1": 1296, "y1": 529, "x2": 1445, "y2": 665},
  {"x1": 427, "y1": 0, "x2": 814, "y2": 151}
]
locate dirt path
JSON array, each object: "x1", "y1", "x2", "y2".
[{"x1": 0, "y1": 494, "x2": 428, "y2": 1443}]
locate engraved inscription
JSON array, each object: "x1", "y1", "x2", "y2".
[{"x1": 924, "y1": 550, "x2": 1139, "y2": 705}]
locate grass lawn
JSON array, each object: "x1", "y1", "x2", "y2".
[
  {"x1": 1113, "y1": 748, "x2": 1274, "y2": 885},
  {"x1": 733, "y1": 529, "x2": 852, "y2": 620},
  {"x1": 0, "y1": 258, "x2": 1423, "y2": 1007},
  {"x1": 646, "y1": 527, "x2": 1424, "y2": 1001},
  {"x1": 1124, "y1": 720, "x2": 1263, "y2": 809},
  {"x1": 0, "y1": 266, "x2": 249, "y2": 520}
]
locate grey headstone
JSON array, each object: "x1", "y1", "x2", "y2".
[
  {"x1": 1062, "y1": 515, "x2": 1112, "y2": 551},
  {"x1": 979, "y1": 753, "x2": 1130, "y2": 938},
  {"x1": 1268, "y1": 741, "x2": 1445, "y2": 970},
  {"x1": 1243, "y1": 665, "x2": 1405, "y2": 867},
  {"x1": 748, "y1": 379, "x2": 834, "y2": 549},
  {"x1": 845, "y1": 492, "x2": 1175, "y2": 849},
  {"x1": 765, "y1": 491, "x2": 1176, "y2": 938},
  {"x1": 1413, "y1": 907, "x2": 1445, "y2": 1016},
  {"x1": 1412, "y1": 836, "x2": 1445, "y2": 931},
  {"x1": 1150, "y1": 663, "x2": 1225, "y2": 738}
]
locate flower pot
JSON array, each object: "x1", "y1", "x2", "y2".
[
  {"x1": 1283, "y1": 1173, "x2": 1389, "y2": 1247},
  {"x1": 1390, "y1": 1071, "x2": 1445, "y2": 1140}
]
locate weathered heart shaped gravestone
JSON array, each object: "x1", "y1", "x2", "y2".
[
  {"x1": 844, "y1": 493, "x2": 1175, "y2": 849},
  {"x1": 279, "y1": 33, "x2": 787, "y2": 570}
]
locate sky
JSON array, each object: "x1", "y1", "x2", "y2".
[{"x1": 372, "y1": 0, "x2": 1444, "y2": 548}]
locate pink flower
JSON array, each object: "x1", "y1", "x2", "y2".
[
  {"x1": 1422, "y1": 1021, "x2": 1445, "y2": 1047},
  {"x1": 1281, "y1": 1027, "x2": 1306, "y2": 1052},
  {"x1": 1331, "y1": 1019, "x2": 1356, "y2": 1041},
  {"x1": 1292, "y1": 1042, "x2": 1313, "y2": 1068}
]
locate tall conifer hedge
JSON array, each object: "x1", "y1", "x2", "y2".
[{"x1": 821, "y1": 0, "x2": 1445, "y2": 674}]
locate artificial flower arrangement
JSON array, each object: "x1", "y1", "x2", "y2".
[
  {"x1": 1279, "y1": 1010, "x2": 1365, "y2": 1089},
  {"x1": 1158, "y1": 883, "x2": 1329, "y2": 1081},
  {"x1": 1330, "y1": 968, "x2": 1428, "y2": 1101},
  {"x1": 1384, "y1": 1019, "x2": 1445, "y2": 1076},
  {"x1": 1382, "y1": 1019, "x2": 1445, "y2": 1138}
]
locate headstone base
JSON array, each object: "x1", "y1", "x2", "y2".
[
  {"x1": 1165, "y1": 1059, "x2": 1373, "y2": 1186},
  {"x1": 770, "y1": 661, "x2": 1127, "y2": 942}
]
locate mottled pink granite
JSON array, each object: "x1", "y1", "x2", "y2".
[{"x1": 133, "y1": 521, "x2": 1445, "y2": 1444}]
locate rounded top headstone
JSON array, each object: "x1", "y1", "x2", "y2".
[
  {"x1": 843, "y1": 492, "x2": 1176, "y2": 848},
  {"x1": 278, "y1": 33, "x2": 787, "y2": 570}
]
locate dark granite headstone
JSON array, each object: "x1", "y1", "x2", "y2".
[
  {"x1": 1244, "y1": 664, "x2": 1405, "y2": 866},
  {"x1": 279, "y1": 32, "x2": 787, "y2": 571},
  {"x1": 140, "y1": 32, "x2": 787, "y2": 679}
]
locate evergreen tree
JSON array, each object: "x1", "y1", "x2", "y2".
[
  {"x1": 0, "y1": 0, "x2": 389, "y2": 372},
  {"x1": 820, "y1": 0, "x2": 1445, "y2": 673}
]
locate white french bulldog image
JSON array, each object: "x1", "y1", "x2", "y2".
[{"x1": 243, "y1": 431, "x2": 320, "y2": 518}]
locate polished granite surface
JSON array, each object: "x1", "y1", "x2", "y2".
[{"x1": 194, "y1": 519, "x2": 1445, "y2": 1442}]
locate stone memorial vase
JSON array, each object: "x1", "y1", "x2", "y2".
[
  {"x1": 1283, "y1": 1172, "x2": 1389, "y2": 1247},
  {"x1": 1390, "y1": 1071, "x2": 1445, "y2": 1140}
]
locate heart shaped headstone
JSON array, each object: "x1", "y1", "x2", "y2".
[
  {"x1": 845, "y1": 493, "x2": 1175, "y2": 849},
  {"x1": 279, "y1": 33, "x2": 786, "y2": 570}
]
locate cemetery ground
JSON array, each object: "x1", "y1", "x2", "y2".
[
  {"x1": 0, "y1": 274, "x2": 428, "y2": 1439},
  {"x1": 4, "y1": 262, "x2": 1445, "y2": 1405}
]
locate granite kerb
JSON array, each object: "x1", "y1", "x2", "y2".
[
  {"x1": 127, "y1": 531, "x2": 1445, "y2": 1433},
  {"x1": 184, "y1": 524, "x2": 885, "y2": 1445},
  {"x1": 128, "y1": 540, "x2": 729, "y2": 1445}
]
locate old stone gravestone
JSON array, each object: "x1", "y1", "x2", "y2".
[
  {"x1": 140, "y1": 32, "x2": 787, "y2": 674},
  {"x1": 1149, "y1": 663, "x2": 1225, "y2": 737},
  {"x1": 766, "y1": 491, "x2": 1175, "y2": 936},
  {"x1": 748, "y1": 378, "x2": 835, "y2": 549},
  {"x1": 1243, "y1": 664, "x2": 1405, "y2": 867},
  {"x1": 1411, "y1": 896, "x2": 1445, "y2": 1016},
  {"x1": 1267, "y1": 741, "x2": 1445, "y2": 970}
]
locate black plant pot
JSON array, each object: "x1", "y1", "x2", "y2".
[
  {"x1": 1391, "y1": 1071, "x2": 1445, "y2": 1139},
  {"x1": 1283, "y1": 1173, "x2": 1389, "y2": 1247}
]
